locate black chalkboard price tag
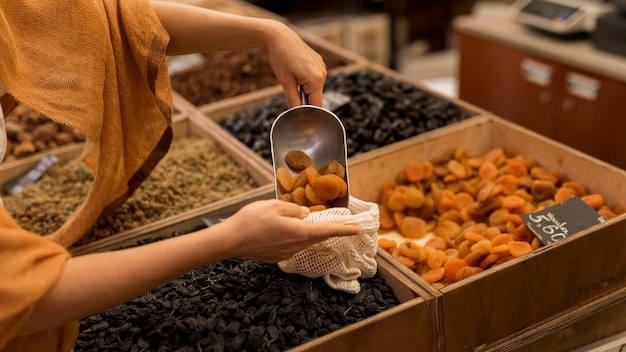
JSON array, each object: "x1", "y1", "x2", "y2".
[{"x1": 519, "y1": 197, "x2": 605, "y2": 245}]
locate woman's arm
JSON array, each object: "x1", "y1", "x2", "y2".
[
  {"x1": 150, "y1": 1, "x2": 327, "y2": 107},
  {"x1": 16, "y1": 200, "x2": 360, "y2": 336}
]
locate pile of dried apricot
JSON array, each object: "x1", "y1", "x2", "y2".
[
  {"x1": 276, "y1": 150, "x2": 348, "y2": 212},
  {"x1": 377, "y1": 147, "x2": 624, "y2": 289}
]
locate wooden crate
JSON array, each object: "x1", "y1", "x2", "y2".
[
  {"x1": 346, "y1": 114, "x2": 626, "y2": 351},
  {"x1": 79, "y1": 191, "x2": 442, "y2": 352},
  {"x1": 0, "y1": 113, "x2": 274, "y2": 254},
  {"x1": 482, "y1": 285, "x2": 626, "y2": 351}
]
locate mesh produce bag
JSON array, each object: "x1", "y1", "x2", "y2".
[{"x1": 278, "y1": 196, "x2": 379, "y2": 294}]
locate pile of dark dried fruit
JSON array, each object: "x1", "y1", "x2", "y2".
[
  {"x1": 170, "y1": 45, "x2": 350, "y2": 107},
  {"x1": 76, "y1": 231, "x2": 400, "y2": 352},
  {"x1": 219, "y1": 70, "x2": 475, "y2": 163}
]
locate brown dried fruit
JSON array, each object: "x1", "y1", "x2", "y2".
[{"x1": 285, "y1": 150, "x2": 311, "y2": 170}]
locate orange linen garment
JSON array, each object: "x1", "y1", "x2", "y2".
[
  {"x1": 0, "y1": 207, "x2": 77, "y2": 351},
  {"x1": 0, "y1": 0, "x2": 174, "y2": 247}
]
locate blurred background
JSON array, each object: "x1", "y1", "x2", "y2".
[{"x1": 244, "y1": 0, "x2": 514, "y2": 98}]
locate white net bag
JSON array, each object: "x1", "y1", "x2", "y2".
[{"x1": 278, "y1": 196, "x2": 379, "y2": 294}]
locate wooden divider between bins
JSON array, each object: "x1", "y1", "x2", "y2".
[{"x1": 478, "y1": 285, "x2": 626, "y2": 352}]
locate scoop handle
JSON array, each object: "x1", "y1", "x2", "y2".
[{"x1": 299, "y1": 85, "x2": 308, "y2": 105}]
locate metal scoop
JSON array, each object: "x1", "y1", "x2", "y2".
[{"x1": 270, "y1": 88, "x2": 349, "y2": 208}]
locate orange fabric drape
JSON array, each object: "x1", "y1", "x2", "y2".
[
  {"x1": 0, "y1": 0, "x2": 174, "y2": 247},
  {"x1": 0, "y1": 207, "x2": 77, "y2": 351}
]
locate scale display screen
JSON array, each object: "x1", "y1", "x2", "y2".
[{"x1": 520, "y1": 0, "x2": 579, "y2": 21}]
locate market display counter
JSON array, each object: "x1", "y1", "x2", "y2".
[{"x1": 454, "y1": 15, "x2": 626, "y2": 170}]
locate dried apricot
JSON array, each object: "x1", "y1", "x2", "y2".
[
  {"x1": 479, "y1": 253, "x2": 499, "y2": 269},
  {"x1": 501, "y1": 195, "x2": 526, "y2": 209},
  {"x1": 478, "y1": 162, "x2": 498, "y2": 180},
  {"x1": 405, "y1": 185, "x2": 425, "y2": 208},
  {"x1": 483, "y1": 147, "x2": 506, "y2": 165},
  {"x1": 378, "y1": 238, "x2": 397, "y2": 250},
  {"x1": 422, "y1": 267, "x2": 445, "y2": 284},
  {"x1": 477, "y1": 181, "x2": 497, "y2": 202},
  {"x1": 312, "y1": 174, "x2": 341, "y2": 201},
  {"x1": 437, "y1": 190, "x2": 457, "y2": 214},
  {"x1": 471, "y1": 239, "x2": 492, "y2": 252},
  {"x1": 405, "y1": 161, "x2": 425, "y2": 183},
  {"x1": 309, "y1": 204, "x2": 327, "y2": 212},
  {"x1": 497, "y1": 174, "x2": 519, "y2": 196},
  {"x1": 448, "y1": 159, "x2": 468, "y2": 179},
  {"x1": 291, "y1": 187, "x2": 308, "y2": 206},
  {"x1": 531, "y1": 179, "x2": 557, "y2": 202},
  {"x1": 320, "y1": 160, "x2": 346, "y2": 179},
  {"x1": 279, "y1": 193, "x2": 293, "y2": 202},
  {"x1": 489, "y1": 244, "x2": 510, "y2": 254},
  {"x1": 393, "y1": 211, "x2": 405, "y2": 229},
  {"x1": 276, "y1": 167, "x2": 295, "y2": 193},
  {"x1": 285, "y1": 150, "x2": 311, "y2": 171},
  {"x1": 561, "y1": 181, "x2": 587, "y2": 197},
  {"x1": 455, "y1": 266, "x2": 483, "y2": 280},
  {"x1": 530, "y1": 166, "x2": 559, "y2": 184},
  {"x1": 422, "y1": 161, "x2": 435, "y2": 180},
  {"x1": 380, "y1": 180, "x2": 398, "y2": 197},
  {"x1": 387, "y1": 190, "x2": 408, "y2": 212},
  {"x1": 305, "y1": 183, "x2": 325, "y2": 205},
  {"x1": 554, "y1": 187, "x2": 577, "y2": 203},
  {"x1": 514, "y1": 154, "x2": 539, "y2": 169},
  {"x1": 508, "y1": 241, "x2": 532, "y2": 258},
  {"x1": 293, "y1": 172, "x2": 308, "y2": 189},
  {"x1": 598, "y1": 206, "x2": 618, "y2": 220},
  {"x1": 463, "y1": 248, "x2": 489, "y2": 266},
  {"x1": 464, "y1": 231, "x2": 487, "y2": 243},
  {"x1": 435, "y1": 219, "x2": 462, "y2": 239},
  {"x1": 425, "y1": 236, "x2": 447, "y2": 251},
  {"x1": 444, "y1": 257, "x2": 467, "y2": 281},
  {"x1": 582, "y1": 194, "x2": 604, "y2": 210},
  {"x1": 455, "y1": 192, "x2": 475, "y2": 209},
  {"x1": 454, "y1": 147, "x2": 468, "y2": 161},
  {"x1": 491, "y1": 233, "x2": 514, "y2": 246},
  {"x1": 378, "y1": 205, "x2": 395, "y2": 229},
  {"x1": 531, "y1": 237, "x2": 543, "y2": 250},
  {"x1": 438, "y1": 210, "x2": 463, "y2": 225},
  {"x1": 504, "y1": 159, "x2": 528, "y2": 177},
  {"x1": 399, "y1": 245, "x2": 423, "y2": 262},
  {"x1": 513, "y1": 224, "x2": 533, "y2": 242},
  {"x1": 425, "y1": 247, "x2": 447, "y2": 269},
  {"x1": 400, "y1": 216, "x2": 428, "y2": 239},
  {"x1": 395, "y1": 255, "x2": 415, "y2": 268},
  {"x1": 304, "y1": 165, "x2": 320, "y2": 185}
]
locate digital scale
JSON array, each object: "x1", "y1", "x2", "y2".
[{"x1": 511, "y1": 0, "x2": 616, "y2": 34}]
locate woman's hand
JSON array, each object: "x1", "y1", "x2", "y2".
[
  {"x1": 264, "y1": 22, "x2": 327, "y2": 108},
  {"x1": 215, "y1": 199, "x2": 360, "y2": 263},
  {"x1": 151, "y1": 2, "x2": 327, "y2": 108}
]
